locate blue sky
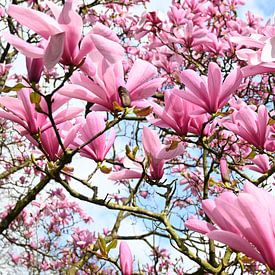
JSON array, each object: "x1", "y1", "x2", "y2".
[
  {"x1": 238, "y1": 0, "x2": 275, "y2": 19},
  {"x1": 147, "y1": 0, "x2": 275, "y2": 21}
]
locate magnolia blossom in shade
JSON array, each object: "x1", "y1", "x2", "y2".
[
  {"x1": 149, "y1": 89, "x2": 209, "y2": 136},
  {"x1": 119, "y1": 241, "x2": 133, "y2": 275},
  {"x1": 72, "y1": 112, "x2": 116, "y2": 162},
  {"x1": 220, "y1": 157, "x2": 230, "y2": 182},
  {"x1": 26, "y1": 56, "x2": 44, "y2": 83},
  {"x1": 222, "y1": 105, "x2": 273, "y2": 150},
  {"x1": 5, "y1": 1, "x2": 124, "y2": 69},
  {"x1": 59, "y1": 58, "x2": 165, "y2": 111},
  {"x1": 29, "y1": 122, "x2": 81, "y2": 161},
  {"x1": 0, "y1": 88, "x2": 82, "y2": 136},
  {"x1": 185, "y1": 182, "x2": 275, "y2": 269},
  {"x1": 176, "y1": 62, "x2": 242, "y2": 114},
  {"x1": 245, "y1": 155, "x2": 271, "y2": 174},
  {"x1": 142, "y1": 126, "x2": 184, "y2": 180}
]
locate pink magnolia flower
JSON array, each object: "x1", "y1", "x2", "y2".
[
  {"x1": 149, "y1": 89, "x2": 209, "y2": 136},
  {"x1": 222, "y1": 105, "x2": 271, "y2": 150},
  {"x1": 59, "y1": 58, "x2": 165, "y2": 111},
  {"x1": 5, "y1": 1, "x2": 124, "y2": 69},
  {"x1": 108, "y1": 158, "x2": 143, "y2": 182},
  {"x1": 119, "y1": 241, "x2": 133, "y2": 275},
  {"x1": 245, "y1": 155, "x2": 271, "y2": 174},
  {"x1": 176, "y1": 62, "x2": 242, "y2": 114},
  {"x1": 30, "y1": 122, "x2": 81, "y2": 161},
  {"x1": 26, "y1": 56, "x2": 44, "y2": 83},
  {"x1": 185, "y1": 182, "x2": 275, "y2": 269},
  {"x1": 231, "y1": 34, "x2": 275, "y2": 77},
  {"x1": 220, "y1": 157, "x2": 230, "y2": 182},
  {"x1": 134, "y1": 11, "x2": 162, "y2": 40},
  {"x1": 72, "y1": 112, "x2": 116, "y2": 162},
  {"x1": 10, "y1": 254, "x2": 21, "y2": 265},
  {"x1": 109, "y1": 127, "x2": 184, "y2": 181},
  {"x1": 71, "y1": 228, "x2": 96, "y2": 249},
  {"x1": 142, "y1": 126, "x2": 184, "y2": 180},
  {"x1": 24, "y1": 42, "x2": 45, "y2": 82},
  {"x1": 167, "y1": 6, "x2": 186, "y2": 26},
  {"x1": 0, "y1": 88, "x2": 82, "y2": 136},
  {"x1": 139, "y1": 190, "x2": 149, "y2": 199},
  {"x1": 172, "y1": 20, "x2": 208, "y2": 48}
]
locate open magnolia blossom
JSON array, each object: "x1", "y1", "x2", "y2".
[
  {"x1": 4, "y1": 0, "x2": 124, "y2": 69},
  {"x1": 109, "y1": 126, "x2": 185, "y2": 181},
  {"x1": 0, "y1": 88, "x2": 82, "y2": 136},
  {"x1": 59, "y1": 57, "x2": 165, "y2": 111},
  {"x1": 1, "y1": 0, "x2": 275, "y2": 273},
  {"x1": 142, "y1": 126, "x2": 185, "y2": 180},
  {"x1": 32, "y1": 122, "x2": 81, "y2": 161},
  {"x1": 149, "y1": 89, "x2": 209, "y2": 136},
  {"x1": 231, "y1": 34, "x2": 275, "y2": 77},
  {"x1": 221, "y1": 105, "x2": 275, "y2": 151},
  {"x1": 72, "y1": 112, "x2": 116, "y2": 162},
  {"x1": 185, "y1": 182, "x2": 275, "y2": 269},
  {"x1": 175, "y1": 62, "x2": 243, "y2": 114}
]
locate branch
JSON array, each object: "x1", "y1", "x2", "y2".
[
  {"x1": 0, "y1": 175, "x2": 50, "y2": 234},
  {"x1": 0, "y1": 158, "x2": 32, "y2": 180}
]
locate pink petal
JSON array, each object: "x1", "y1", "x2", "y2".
[
  {"x1": 119, "y1": 241, "x2": 133, "y2": 275},
  {"x1": 220, "y1": 67, "x2": 242, "y2": 106},
  {"x1": 52, "y1": 107, "x2": 83, "y2": 125},
  {"x1": 92, "y1": 22, "x2": 120, "y2": 43},
  {"x1": 57, "y1": 0, "x2": 83, "y2": 62},
  {"x1": 3, "y1": 32, "x2": 44, "y2": 58},
  {"x1": 0, "y1": 96, "x2": 25, "y2": 119},
  {"x1": 63, "y1": 123, "x2": 82, "y2": 149},
  {"x1": 44, "y1": 32, "x2": 65, "y2": 69},
  {"x1": 207, "y1": 62, "x2": 222, "y2": 110},
  {"x1": 7, "y1": 4, "x2": 62, "y2": 38},
  {"x1": 142, "y1": 126, "x2": 161, "y2": 158},
  {"x1": 230, "y1": 36, "x2": 264, "y2": 48},
  {"x1": 158, "y1": 143, "x2": 184, "y2": 160},
  {"x1": 261, "y1": 37, "x2": 275, "y2": 63},
  {"x1": 185, "y1": 218, "x2": 216, "y2": 234},
  {"x1": 237, "y1": 193, "x2": 275, "y2": 262},
  {"x1": 207, "y1": 230, "x2": 265, "y2": 264},
  {"x1": 129, "y1": 78, "x2": 165, "y2": 101},
  {"x1": 71, "y1": 73, "x2": 107, "y2": 100},
  {"x1": 59, "y1": 84, "x2": 99, "y2": 103},
  {"x1": 126, "y1": 59, "x2": 157, "y2": 92},
  {"x1": 89, "y1": 34, "x2": 124, "y2": 63},
  {"x1": 241, "y1": 64, "x2": 275, "y2": 77},
  {"x1": 109, "y1": 170, "x2": 142, "y2": 181},
  {"x1": 0, "y1": 110, "x2": 27, "y2": 129}
]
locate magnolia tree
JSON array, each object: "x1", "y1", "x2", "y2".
[{"x1": 0, "y1": 0, "x2": 275, "y2": 273}]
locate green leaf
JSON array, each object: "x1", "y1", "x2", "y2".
[
  {"x1": 246, "y1": 149, "x2": 256, "y2": 159},
  {"x1": 106, "y1": 239, "x2": 117, "y2": 253},
  {"x1": 98, "y1": 236, "x2": 107, "y2": 257},
  {"x1": 30, "y1": 92, "x2": 41, "y2": 104},
  {"x1": 1, "y1": 83, "x2": 26, "y2": 93}
]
